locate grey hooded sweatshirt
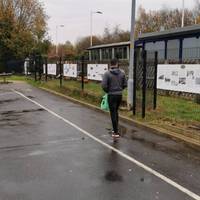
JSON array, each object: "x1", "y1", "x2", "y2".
[{"x1": 101, "y1": 68, "x2": 127, "y2": 95}]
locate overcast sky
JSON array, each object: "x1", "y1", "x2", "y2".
[{"x1": 41, "y1": 0, "x2": 195, "y2": 44}]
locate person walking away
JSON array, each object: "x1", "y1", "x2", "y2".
[{"x1": 101, "y1": 59, "x2": 127, "y2": 139}]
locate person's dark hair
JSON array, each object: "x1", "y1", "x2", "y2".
[{"x1": 110, "y1": 59, "x2": 118, "y2": 66}]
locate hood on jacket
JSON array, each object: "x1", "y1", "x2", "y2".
[{"x1": 110, "y1": 68, "x2": 120, "y2": 75}]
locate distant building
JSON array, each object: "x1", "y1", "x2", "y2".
[
  {"x1": 88, "y1": 41, "x2": 131, "y2": 61},
  {"x1": 88, "y1": 25, "x2": 200, "y2": 63}
]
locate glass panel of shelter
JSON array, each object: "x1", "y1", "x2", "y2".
[
  {"x1": 114, "y1": 47, "x2": 128, "y2": 60},
  {"x1": 102, "y1": 48, "x2": 112, "y2": 60},
  {"x1": 91, "y1": 49, "x2": 100, "y2": 61}
]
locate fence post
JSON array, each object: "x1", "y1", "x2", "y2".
[
  {"x1": 39, "y1": 55, "x2": 42, "y2": 81},
  {"x1": 133, "y1": 50, "x2": 137, "y2": 115},
  {"x1": 142, "y1": 50, "x2": 147, "y2": 118},
  {"x1": 81, "y1": 55, "x2": 85, "y2": 91},
  {"x1": 26, "y1": 58, "x2": 29, "y2": 76},
  {"x1": 153, "y1": 51, "x2": 158, "y2": 110},
  {"x1": 45, "y1": 57, "x2": 48, "y2": 82},
  {"x1": 59, "y1": 56, "x2": 63, "y2": 87},
  {"x1": 34, "y1": 54, "x2": 37, "y2": 82}
]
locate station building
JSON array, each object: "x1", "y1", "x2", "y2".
[{"x1": 88, "y1": 25, "x2": 200, "y2": 64}]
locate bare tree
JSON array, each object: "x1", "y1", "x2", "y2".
[{"x1": 135, "y1": 5, "x2": 196, "y2": 37}]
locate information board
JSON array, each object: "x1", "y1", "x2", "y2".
[
  {"x1": 24, "y1": 61, "x2": 28, "y2": 75},
  {"x1": 47, "y1": 64, "x2": 57, "y2": 75},
  {"x1": 157, "y1": 64, "x2": 200, "y2": 94},
  {"x1": 43, "y1": 64, "x2": 46, "y2": 74},
  {"x1": 87, "y1": 64, "x2": 108, "y2": 81},
  {"x1": 63, "y1": 64, "x2": 77, "y2": 78}
]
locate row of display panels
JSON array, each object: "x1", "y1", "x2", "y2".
[
  {"x1": 43, "y1": 64, "x2": 108, "y2": 81},
  {"x1": 43, "y1": 63, "x2": 200, "y2": 94}
]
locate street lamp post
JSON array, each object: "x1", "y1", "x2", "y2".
[
  {"x1": 127, "y1": 0, "x2": 136, "y2": 108},
  {"x1": 90, "y1": 11, "x2": 103, "y2": 46},
  {"x1": 56, "y1": 25, "x2": 64, "y2": 55},
  {"x1": 181, "y1": 0, "x2": 185, "y2": 27}
]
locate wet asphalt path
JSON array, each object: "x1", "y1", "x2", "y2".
[{"x1": 0, "y1": 82, "x2": 200, "y2": 200}]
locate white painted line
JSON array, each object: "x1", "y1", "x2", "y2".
[{"x1": 13, "y1": 89, "x2": 200, "y2": 200}]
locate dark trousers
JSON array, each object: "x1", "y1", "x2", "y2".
[{"x1": 108, "y1": 94, "x2": 122, "y2": 134}]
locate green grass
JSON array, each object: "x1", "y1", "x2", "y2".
[
  {"x1": 55, "y1": 79, "x2": 128, "y2": 98},
  {"x1": 62, "y1": 79, "x2": 104, "y2": 96},
  {"x1": 158, "y1": 96, "x2": 200, "y2": 122},
  {"x1": 8, "y1": 76, "x2": 200, "y2": 132},
  {"x1": 7, "y1": 75, "x2": 28, "y2": 81}
]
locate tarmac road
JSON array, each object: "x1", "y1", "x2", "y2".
[{"x1": 0, "y1": 82, "x2": 200, "y2": 200}]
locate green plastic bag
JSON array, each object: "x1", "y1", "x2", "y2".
[{"x1": 101, "y1": 94, "x2": 109, "y2": 111}]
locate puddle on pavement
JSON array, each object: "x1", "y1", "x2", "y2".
[
  {"x1": 1, "y1": 108, "x2": 45, "y2": 116},
  {"x1": 22, "y1": 108, "x2": 44, "y2": 113},
  {"x1": 0, "y1": 108, "x2": 45, "y2": 127},
  {"x1": 118, "y1": 125, "x2": 127, "y2": 137},
  {"x1": 106, "y1": 125, "x2": 137, "y2": 138},
  {"x1": 106, "y1": 127, "x2": 112, "y2": 132},
  {"x1": 0, "y1": 120, "x2": 23, "y2": 127},
  {"x1": 0, "y1": 143, "x2": 42, "y2": 151},
  {"x1": 0, "y1": 98, "x2": 20, "y2": 104},
  {"x1": 119, "y1": 125, "x2": 137, "y2": 137},
  {"x1": 104, "y1": 170, "x2": 123, "y2": 182},
  {"x1": 131, "y1": 134, "x2": 200, "y2": 163},
  {"x1": 131, "y1": 134, "x2": 177, "y2": 154},
  {"x1": 140, "y1": 178, "x2": 145, "y2": 182},
  {"x1": 131, "y1": 135, "x2": 165, "y2": 150},
  {"x1": 0, "y1": 117, "x2": 18, "y2": 122},
  {"x1": 27, "y1": 96, "x2": 35, "y2": 99},
  {"x1": 131, "y1": 134, "x2": 182, "y2": 154},
  {"x1": 0, "y1": 111, "x2": 21, "y2": 126}
]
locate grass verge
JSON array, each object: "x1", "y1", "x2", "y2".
[{"x1": 9, "y1": 76, "x2": 200, "y2": 142}]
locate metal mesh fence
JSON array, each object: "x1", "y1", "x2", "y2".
[{"x1": 133, "y1": 50, "x2": 157, "y2": 117}]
